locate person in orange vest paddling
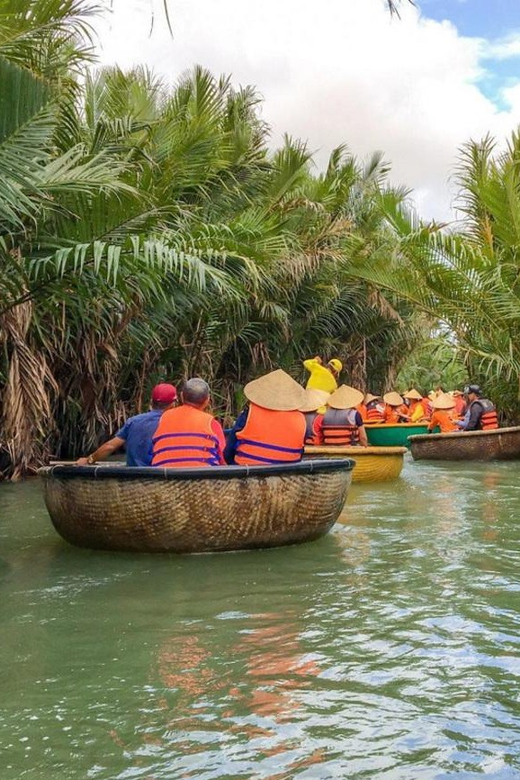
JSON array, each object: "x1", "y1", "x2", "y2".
[
  {"x1": 224, "y1": 369, "x2": 306, "y2": 465},
  {"x1": 151, "y1": 378, "x2": 226, "y2": 468}
]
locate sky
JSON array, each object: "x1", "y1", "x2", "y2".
[{"x1": 95, "y1": 0, "x2": 520, "y2": 222}]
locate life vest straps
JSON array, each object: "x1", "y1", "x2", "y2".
[
  {"x1": 322, "y1": 425, "x2": 358, "y2": 446},
  {"x1": 235, "y1": 437, "x2": 303, "y2": 464},
  {"x1": 152, "y1": 431, "x2": 220, "y2": 467},
  {"x1": 480, "y1": 410, "x2": 498, "y2": 430}
]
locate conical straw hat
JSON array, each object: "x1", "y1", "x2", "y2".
[
  {"x1": 383, "y1": 391, "x2": 404, "y2": 406},
  {"x1": 364, "y1": 392, "x2": 380, "y2": 404},
  {"x1": 299, "y1": 388, "x2": 330, "y2": 413},
  {"x1": 432, "y1": 392, "x2": 456, "y2": 410},
  {"x1": 403, "y1": 388, "x2": 423, "y2": 401},
  {"x1": 328, "y1": 384, "x2": 364, "y2": 410},
  {"x1": 244, "y1": 369, "x2": 306, "y2": 411}
]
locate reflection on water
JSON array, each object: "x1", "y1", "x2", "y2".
[{"x1": 2, "y1": 459, "x2": 520, "y2": 778}]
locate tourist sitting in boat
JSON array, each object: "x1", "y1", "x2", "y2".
[
  {"x1": 300, "y1": 389, "x2": 330, "y2": 445},
  {"x1": 383, "y1": 392, "x2": 407, "y2": 424},
  {"x1": 321, "y1": 385, "x2": 368, "y2": 447},
  {"x1": 151, "y1": 378, "x2": 226, "y2": 467},
  {"x1": 403, "y1": 389, "x2": 429, "y2": 422},
  {"x1": 225, "y1": 369, "x2": 306, "y2": 465},
  {"x1": 427, "y1": 393, "x2": 458, "y2": 433},
  {"x1": 457, "y1": 385, "x2": 498, "y2": 431},
  {"x1": 451, "y1": 389, "x2": 467, "y2": 417},
  {"x1": 303, "y1": 355, "x2": 342, "y2": 394},
  {"x1": 363, "y1": 393, "x2": 385, "y2": 423},
  {"x1": 77, "y1": 383, "x2": 177, "y2": 467}
]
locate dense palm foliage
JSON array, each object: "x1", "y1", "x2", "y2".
[{"x1": 0, "y1": 0, "x2": 428, "y2": 478}]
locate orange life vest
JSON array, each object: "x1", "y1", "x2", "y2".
[
  {"x1": 151, "y1": 405, "x2": 221, "y2": 468},
  {"x1": 454, "y1": 396, "x2": 466, "y2": 417},
  {"x1": 357, "y1": 403, "x2": 367, "y2": 423},
  {"x1": 365, "y1": 400, "x2": 384, "y2": 424},
  {"x1": 428, "y1": 409, "x2": 458, "y2": 433},
  {"x1": 322, "y1": 408, "x2": 360, "y2": 446},
  {"x1": 304, "y1": 411, "x2": 323, "y2": 446},
  {"x1": 384, "y1": 404, "x2": 407, "y2": 424},
  {"x1": 235, "y1": 404, "x2": 306, "y2": 466},
  {"x1": 470, "y1": 399, "x2": 498, "y2": 430}
]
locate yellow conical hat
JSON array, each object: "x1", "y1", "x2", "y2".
[
  {"x1": 328, "y1": 384, "x2": 364, "y2": 410},
  {"x1": 432, "y1": 392, "x2": 456, "y2": 410},
  {"x1": 244, "y1": 369, "x2": 306, "y2": 411},
  {"x1": 383, "y1": 391, "x2": 404, "y2": 406},
  {"x1": 299, "y1": 389, "x2": 330, "y2": 413},
  {"x1": 403, "y1": 388, "x2": 423, "y2": 401}
]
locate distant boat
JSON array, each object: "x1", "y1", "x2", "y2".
[
  {"x1": 409, "y1": 426, "x2": 520, "y2": 461},
  {"x1": 304, "y1": 445, "x2": 407, "y2": 482},
  {"x1": 365, "y1": 423, "x2": 430, "y2": 448},
  {"x1": 38, "y1": 460, "x2": 354, "y2": 553}
]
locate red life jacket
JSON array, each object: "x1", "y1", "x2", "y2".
[
  {"x1": 235, "y1": 404, "x2": 306, "y2": 466},
  {"x1": 471, "y1": 399, "x2": 498, "y2": 430},
  {"x1": 365, "y1": 401, "x2": 384, "y2": 423},
  {"x1": 304, "y1": 411, "x2": 323, "y2": 445},
  {"x1": 322, "y1": 408, "x2": 360, "y2": 446},
  {"x1": 151, "y1": 405, "x2": 221, "y2": 468}
]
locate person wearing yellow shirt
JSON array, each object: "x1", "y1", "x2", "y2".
[
  {"x1": 303, "y1": 356, "x2": 342, "y2": 394},
  {"x1": 403, "y1": 389, "x2": 429, "y2": 422}
]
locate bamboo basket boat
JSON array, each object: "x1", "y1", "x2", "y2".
[
  {"x1": 365, "y1": 423, "x2": 429, "y2": 448},
  {"x1": 409, "y1": 426, "x2": 520, "y2": 461},
  {"x1": 304, "y1": 446, "x2": 407, "y2": 483},
  {"x1": 38, "y1": 460, "x2": 354, "y2": 554}
]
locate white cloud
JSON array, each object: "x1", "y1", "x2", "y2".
[{"x1": 94, "y1": 0, "x2": 520, "y2": 222}]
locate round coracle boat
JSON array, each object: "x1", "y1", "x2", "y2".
[
  {"x1": 38, "y1": 460, "x2": 354, "y2": 554},
  {"x1": 365, "y1": 423, "x2": 430, "y2": 448},
  {"x1": 304, "y1": 445, "x2": 407, "y2": 483},
  {"x1": 409, "y1": 426, "x2": 520, "y2": 461}
]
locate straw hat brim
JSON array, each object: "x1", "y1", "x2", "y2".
[
  {"x1": 383, "y1": 392, "x2": 404, "y2": 406},
  {"x1": 244, "y1": 369, "x2": 306, "y2": 411},
  {"x1": 432, "y1": 393, "x2": 456, "y2": 410},
  {"x1": 364, "y1": 393, "x2": 380, "y2": 405},
  {"x1": 403, "y1": 389, "x2": 423, "y2": 401},
  {"x1": 299, "y1": 389, "x2": 330, "y2": 413},
  {"x1": 328, "y1": 384, "x2": 364, "y2": 410}
]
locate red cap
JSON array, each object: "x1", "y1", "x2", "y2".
[{"x1": 151, "y1": 383, "x2": 177, "y2": 404}]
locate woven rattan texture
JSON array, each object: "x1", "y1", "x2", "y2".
[
  {"x1": 42, "y1": 470, "x2": 351, "y2": 553},
  {"x1": 410, "y1": 426, "x2": 520, "y2": 461},
  {"x1": 304, "y1": 447, "x2": 406, "y2": 482}
]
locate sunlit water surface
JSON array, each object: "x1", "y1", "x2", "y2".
[{"x1": 2, "y1": 458, "x2": 520, "y2": 779}]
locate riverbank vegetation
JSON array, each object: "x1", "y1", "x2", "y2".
[{"x1": 0, "y1": 0, "x2": 518, "y2": 478}]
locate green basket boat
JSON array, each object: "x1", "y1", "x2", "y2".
[{"x1": 366, "y1": 423, "x2": 431, "y2": 448}]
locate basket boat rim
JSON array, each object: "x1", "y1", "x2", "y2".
[
  {"x1": 409, "y1": 426, "x2": 520, "y2": 443},
  {"x1": 305, "y1": 445, "x2": 407, "y2": 455},
  {"x1": 364, "y1": 423, "x2": 428, "y2": 429},
  {"x1": 38, "y1": 458, "x2": 354, "y2": 482}
]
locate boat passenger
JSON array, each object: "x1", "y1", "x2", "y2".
[
  {"x1": 403, "y1": 389, "x2": 429, "y2": 422},
  {"x1": 364, "y1": 393, "x2": 385, "y2": 424},
  {"x1": 300, "y1": 389, "x2": 330, "y2": 445},
  {"x1": 224, "y1": 369, "x2": 306, "y2": 465},
  {"x1": 451, "y1": 390, "x2": 466, "y2": 417},
  {"x1": 77, "y1": 383, "x2": 178, "y2": 467},
  {"x1": 383, "y1": 392, "x2": 407, "y2": 424},
  {"x1": 321, "y1": 385, "x2": 368, "y2": 447},
  {"x1": 457, "y1": 385, "x2": 498, "y2": 431},
  {"x1": 151, "y1": 378, "x2": 226, "y2": 468},
  {"x1": 303, "y1": 355, "x2": 342, "y2": 394},
  {"x1": 427, "y1": 393, "x2": 458, "y2": 433}
]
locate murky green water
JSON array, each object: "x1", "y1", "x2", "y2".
[{"x1": 2, "y1": 458, "x2": 520, "y2": 779}]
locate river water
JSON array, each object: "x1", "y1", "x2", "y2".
[{"x1": 1, "y1": 458, "x2": 520, "y2": 779}]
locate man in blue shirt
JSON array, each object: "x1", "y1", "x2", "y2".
[{"x1": 77, "y1": 383, "x2": 177, "y2": 467}]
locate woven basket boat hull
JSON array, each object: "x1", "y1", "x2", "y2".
[
  {"x1": 409, "y1": 426, "x2": 520, "y2": 461},
  {"x1": 304, "y1": 446, "x2": 407, "y2": 483},
  {"x1": 38, "y1": 460, "x2": 354, "y2": 553},
  {"x1": 366, "y1": 423, "x2": 429, "y2": 448}
]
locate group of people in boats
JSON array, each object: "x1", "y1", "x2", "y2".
[{"x1": 77, "y1": 356, "x2": 498, "y2": 469}]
